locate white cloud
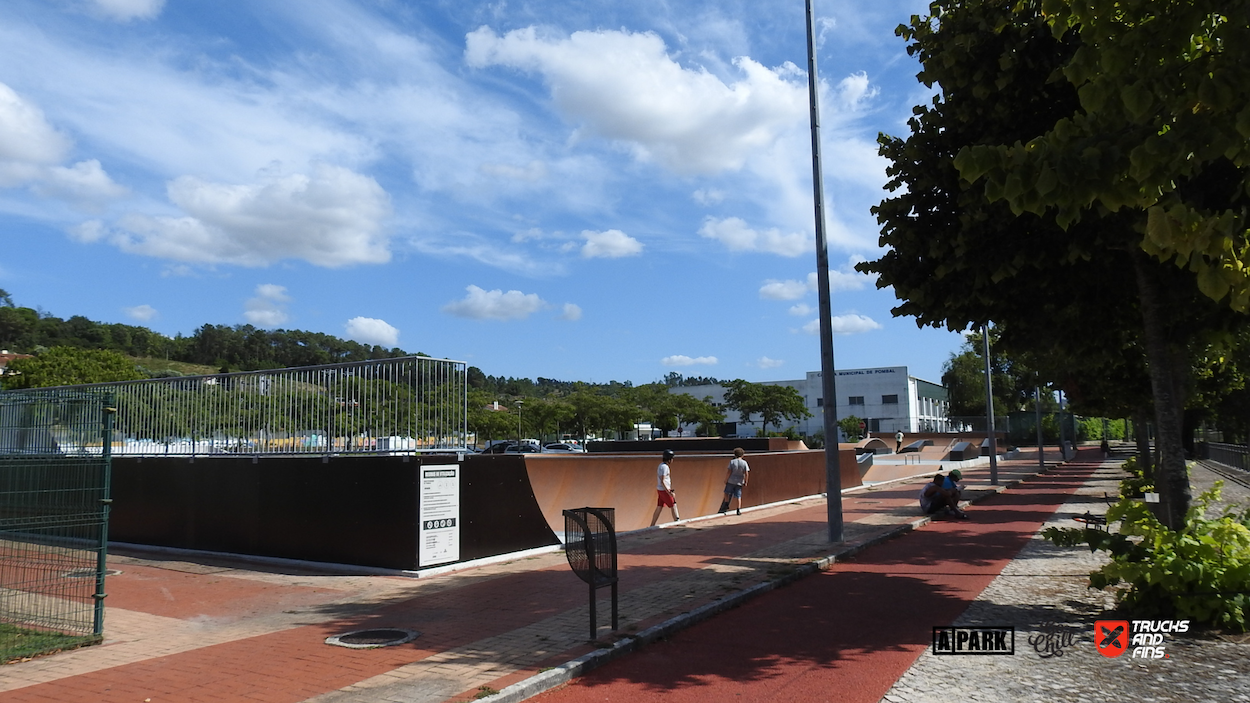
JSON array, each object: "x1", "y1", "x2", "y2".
[
  {"x1": 560, "y1": 303, "x2": 582, "y2": 321},
  {"x1": 443, "y1": 284, "x2": 547, "y2": 320},
  {"x1": 661, "y1": 355, "x2": 719, "y2": 367},
  {"x1": 802, "y1": 314, "x2": 882, "y2": 335},
  {"x1": 789, "y1": 303, "x2": 814, "y2": 316},
  {"x1": 759, "y1": 259, "x2": 874, "y2": 300},
  {"x1": 581, "y1": 229, "x2": 643, "y2": 259},
  {"x1": 466, "y1": 26, "x2": 807, "y2": 175},
  {"x1": 835, "y1": 72, "x2": 879, "y2": 111},
  {"x1": 345, "y1": 317, "x2": 400, "y2": 347},
  {"x1": 479, "y1": 160, "x2": 547, "y2": 182},
  {"x1": 757, "y1": 356, "x2": 784, "y2": 369},
  {"x1": 0, "y1": 83, "x2": 71, "y2": 186},
  {"x1": 113, "y1": 165, "x2": 392, "y2": 268},
  {"x1": 699, "y1": 216, "x2": 808, "y2": 257},
  {"x1": 88, "y1": 0, "x2": 166, "y2": 21},
  {"x1": 67, "y1": 219, "x2": 106, "y2": 243},
  {"x1": 760, "y1": 278, "x2": 811, "y2": 301},
  {"x1": 123, "y1": 304, "x2": 157, "y2": 321},
  {"x1": 692, "y1": 188, "x2": 725, "y2": 205},
  {"x1": 243, "y1": 284, "x2": 291, "y2": 327},
  {"x1": 35, "y1": 159, "x2": 128, "y2": 204}
]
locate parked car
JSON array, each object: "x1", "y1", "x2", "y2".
[
  {"x1": 479, "y1": 441, "x2": 515, "y2": 454},
  {"x1": 542, "y1": 442, "x2": 585, "y2": 453},
  {"x1": 505, "y1": 442, "x2": 542, "y2": 454}
]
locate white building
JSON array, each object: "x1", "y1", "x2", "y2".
[{"x1": 670, "y1": 366, "x2": 950, "y2": 440}]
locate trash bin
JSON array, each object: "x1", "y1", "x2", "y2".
[{"x1": 562, "y1": 507, "x2": 618, "y2": 640}]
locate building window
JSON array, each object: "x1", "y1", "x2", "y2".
[
  {"x1": 849, "y1": 396, "x2": 864, "y2": 406},
  {"x1": 882, "y1": 394, "x2": 898, "y2": 404},
  {"x1": 816, "y1": 398, "x2": 823, "y2": 406}
]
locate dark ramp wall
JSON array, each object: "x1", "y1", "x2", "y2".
[{"x1": 110, "y1": 454, "x2": 558, "y2": 571}]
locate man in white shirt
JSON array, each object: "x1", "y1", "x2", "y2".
[{"x1": 650, "y1": 449, "x2": 680, "y2": 526}]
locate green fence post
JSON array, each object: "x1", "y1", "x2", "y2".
[{"x1": 94, "y1": 394, "x2": 115, "y2": 637}]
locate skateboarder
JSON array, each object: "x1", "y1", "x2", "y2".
[{"x1": 650, "y1": 450, "x2": 681, "y2": 526}]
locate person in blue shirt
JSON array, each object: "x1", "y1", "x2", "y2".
[{"x1": 920, "y1": 471, "x2": 968, "y2": 519}]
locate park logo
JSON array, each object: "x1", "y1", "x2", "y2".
[
  {"x1": 1095, "y1": 620, "x2": 1129, "y2": 657},
  {"x1": 1096, "y1": 620, "x2": 1188, "y2": 659},
  {"x1": 932, "y1": 626, "x2": 1015, "y2": 655}
]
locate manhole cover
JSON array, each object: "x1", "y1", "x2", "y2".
[
  {"x1": 326, "y1": 628, "x2": 420, "y2": 649},
  {"x1": 63, "y1": 569, "x2": 122, "y2": 578}
]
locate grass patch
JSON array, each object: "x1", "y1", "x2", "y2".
[
  {"x1": 474, "y1": 685, "x2": 500, "y2": 699},
  {"x1": 1, "y1": 623, "x2": 100, "y2": 664},
  {"x1": 130, "y1": 357, "x2": 219, "y2": 377}
]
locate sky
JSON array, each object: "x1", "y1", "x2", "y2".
[{"x1": 0, "y1": 0, "x2": 968, "y2": 385}]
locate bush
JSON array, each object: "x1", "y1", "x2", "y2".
[
  {"x1": 1119, "y1": 456, "x2": 1153, "y2": 498},
  {"x1": 1042, "y1": 483, "x2": 1250, "y2": 631}
]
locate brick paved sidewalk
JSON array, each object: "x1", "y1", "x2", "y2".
[{"x1": 0, "y1": 451, "x2": 1060, "y2": 703}]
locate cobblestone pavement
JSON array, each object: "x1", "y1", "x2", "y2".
[{"x1": 881, "y1": 456, "x2": 1250, "y2": 703}]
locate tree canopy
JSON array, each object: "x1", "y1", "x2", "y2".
[
  {"x1": 722, "y1": 380, "x2": 811, "y2": 435},
  {"x1": 4, "y1": 347, "x2": 145, "y2": 389},
  {"x1": 860, "y1": 0, "x2": 1250, "y2": 527}
]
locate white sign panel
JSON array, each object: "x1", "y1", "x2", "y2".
[{"x1": 419, "y1": 464, "x2": 460, "y2": 566}]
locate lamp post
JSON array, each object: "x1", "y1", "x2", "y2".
[
  {"x1": 515, "y1": 400, "x2": 523, "y2": 445},
  {"x1": 982, "y1": 324, "x2": 998, "y2": 485},
  {"x1": 804, "y1": 0, "x2": 843, "y2": 542}
]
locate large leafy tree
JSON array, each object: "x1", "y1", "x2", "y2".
[
  {"x1": 950, "y1": 0, "x2": 1250, "y2": 527},
  {"x1": 859, "y1": 0, "x2": 1245, "y2": 527},
  {"x1": 722, "y1": 380, "x2": 811, "y2": 435}
]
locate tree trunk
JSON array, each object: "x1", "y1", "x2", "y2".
[{"x1": 1133, "y1": 253, "x2": 1191, "y2": 529}]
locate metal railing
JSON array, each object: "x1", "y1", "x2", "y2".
[
  {"x1": 1204, "y1": 442, "x2": 1250, "y2": 472},
  {"x1": 22, "y1": 356, "x2": 467, "y2": 457},
  {"x1": 0, "y1": 389, "x2": 113, "y2": 661}
]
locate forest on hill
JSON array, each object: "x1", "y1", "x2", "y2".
[{"x1": 0, "y1": 289, "x2": 723, "y2": 396}]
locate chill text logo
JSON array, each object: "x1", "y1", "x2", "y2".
[{"x1": 932, "y1": 626, "x2": 1015, "y2": 655}]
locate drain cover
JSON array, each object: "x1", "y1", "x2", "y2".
[
  {"x1": 326, "y1": 628, "x2": 420, "y2": 649},
  {"x1": 63, "y1": 568, "x2": 122, "y2": 578}
]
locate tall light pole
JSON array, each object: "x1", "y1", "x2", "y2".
[
  {"x1": 516, "y1": 400, "x2": 523, "y2": 445},
  {"x1": 805, "y1": 0, "x2": 843, "y2": 542},
  {"x1": 982, "y1": 324, "x2": 999, "y2": 485}
]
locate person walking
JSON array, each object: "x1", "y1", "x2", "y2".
[
  {"x1": 650, "y1": 449, "x2": 680, "y2": 526},
  {"x1": 718, "y1": 448, "x2": 751, "y2": 516},
  {"x1": 895, "y1": 430, "x2": 905, "y2": 453}
]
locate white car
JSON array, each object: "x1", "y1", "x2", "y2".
[{"x1": 541, "y1": 442, "x2": 585, "y2": 453}]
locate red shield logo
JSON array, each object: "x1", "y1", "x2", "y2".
[{"x1": 1095, "y1": 620, "x2": 1129, "y2": 657}]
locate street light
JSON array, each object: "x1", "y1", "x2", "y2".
[{"x1": 515, "y1": 400, "x2": 523, "y2": 445}]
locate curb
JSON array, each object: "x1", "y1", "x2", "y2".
[{"x1": 489, "y1": 463, "x2": 1049, "y2": 703}]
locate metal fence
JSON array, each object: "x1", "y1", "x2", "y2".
[
  {"x1": 1203, "y1": 442, "x2": 1250, "y2": 472},
  {"x1": 0, "y1": 389, "x2": 113, "y2": 662},
  {"x1": 54, "y1": 356, "x2": 467, "y2": 457}
]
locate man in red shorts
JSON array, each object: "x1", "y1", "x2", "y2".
[{"x1": 650, "y1": 449, "x2": 681, "y2": 526}]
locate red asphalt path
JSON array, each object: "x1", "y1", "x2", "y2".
[{"x1": 535, "y1": 453, "x2": 1101, "y2": 703}]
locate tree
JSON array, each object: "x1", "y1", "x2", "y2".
[
  {"x1": 837, "y1": 415, "x2": 865, "y2": 442},
  {"x1": 946, "y1": 0, "x2": 1250, "y2": 528},
  {"x1": 722, "y1": 380, "x2": 811, "y2": 435},
  {"x1": 859, "y1": 0, "x2": 1244, "y2": 528},
  {"x1": 4, "y1": 346, "x2": 145, "y2": 389}
]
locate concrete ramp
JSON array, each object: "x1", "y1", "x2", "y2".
[{"x1": 523, "y1": 449, "x2": 857, "y2": 535}]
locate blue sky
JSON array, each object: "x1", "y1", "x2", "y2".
[{"x1": 0, "y1": 0, "x2": 966, "y2": 385}]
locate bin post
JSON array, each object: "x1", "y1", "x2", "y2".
[{"x1": 562, "y1": 507, "x2": 618, "y2": 641}]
